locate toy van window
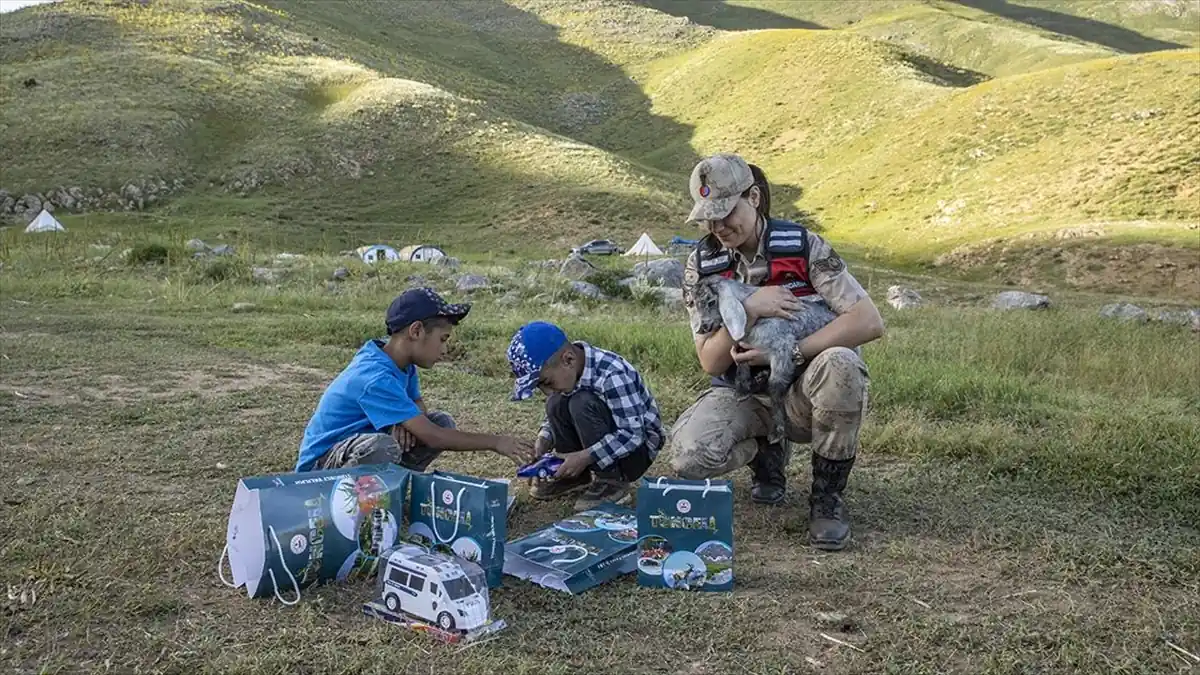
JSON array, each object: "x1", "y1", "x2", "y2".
[
  {"x1": 430, "y1": 583, "x2": 438, "y2": 595},
  {"x1": 444, "y1": 577, "x2": 474, "y2": 600},
  {"x1": 388, "y1": 568, "x2": 408, "y2": 586},
  {"x1": 408, "y1": 574, "x2": 426, "y2": 592}
]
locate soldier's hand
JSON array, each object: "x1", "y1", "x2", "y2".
[{"x1": 744, "y1": 286, "x2": 800, "y2": 321}]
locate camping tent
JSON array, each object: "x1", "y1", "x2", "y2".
[
  {"x1": 398, "y1": 244, "x2": 447, "y2": 263},
  {"x1": 25, "y1": 209, "x2": 65, "y2": 233},
  {"x1": 355, "y1": 244, "x2": 401, "y2": 264},
  {"x1": 622, "y1": 232, "x2": 663, "y2": 257}
]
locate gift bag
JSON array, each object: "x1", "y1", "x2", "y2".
[
  {"x1": 636, "y1": 477, "x2": 734, "y2": 591},
  {"x1": 219, "y1": 463, "x2": 411, "y2": 603},
  {"x1": 407, "y1": 471, "x2": 508, "y2": 589},
  {"x1": 503, "y1": 503, "x2": 640, "y2": 595}
]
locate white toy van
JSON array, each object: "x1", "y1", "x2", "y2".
[{"x1": 377, "y1": 544, "x2": 491, "y2": 633}]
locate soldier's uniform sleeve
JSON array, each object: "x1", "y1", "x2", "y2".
[
  {"x1": 683, "y1": 248, "x2": 705, "y2": 335},
  {"x1": 807, "y1": 231, "x2": 869, "y2": 315}
]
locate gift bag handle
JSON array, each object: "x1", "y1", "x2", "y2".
[
  {"x1": 266, "y1": 526, "x2": 301, "y2": 606},
  {"x1": 217, "y1": 544, "x2": 237, "y2": 588},
  {"x1": 526, "y1": 544, "x2": 588, "y2": 565},
  {"x1": 430, "y1": 482, "x2": 467, "y2": 544},
  {"x1": 653, "y1": 477, "x2": 714, "y2": 497}
]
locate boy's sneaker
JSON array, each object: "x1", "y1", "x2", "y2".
[
  {"x1": 529, "y1": 472, "x2": 591, "y2": 500},
  {"x1": 573, "y1": 477, "x2": 632, "y2": 511}
]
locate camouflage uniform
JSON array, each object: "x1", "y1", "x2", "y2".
[
  {"x1": 316, "y1": 411, "x2": 456, "y2": 472},
  {"x1": 671, "y1": 230, "x2": 871, "y2": 477}
]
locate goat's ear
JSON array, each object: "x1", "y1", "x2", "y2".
[{"x1": 717, "y1": 284, "x2": 749, "y2": 341}]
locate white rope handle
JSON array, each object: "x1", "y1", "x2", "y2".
[
  {"x1": 217, "y1": 544, "x2": 237, "y2": 588},
  {"x1": 701, "y1": 478, "x2": 713, "y2": 498},
  {"x1": 267, "y1": 526, "x2": 301, "y2": 606},
  {"x1": 430, "y1": 482, "x2": 467, "y2": 544},
  {"x1": 654, "y1": 476, "x2": 674, "y2": 495}
]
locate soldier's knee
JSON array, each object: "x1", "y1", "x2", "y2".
[
  {"x1": 808, "y1": 347, "x2": 868, "y2": 410},
  {"x1": 671, "y1": 452, "x2": 715, "y2": 480}
]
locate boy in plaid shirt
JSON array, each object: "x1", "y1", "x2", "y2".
[{"x1": 507, "y1": 321, "x2": 663, "y2": 510}]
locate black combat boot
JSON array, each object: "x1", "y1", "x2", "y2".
[
  {"x1": 748, "y1": 439, "x2": 787, "y2": 505},
  {"x1": 808, "y1": 454, "x2": 855, "y2": 551}
]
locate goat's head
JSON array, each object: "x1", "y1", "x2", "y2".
[{"x1": 691, "y1": 275, "x2": 725, "y2": 335}]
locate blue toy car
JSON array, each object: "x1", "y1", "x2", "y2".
[{"x1": 517, "y1": 454, "x2": 564, "y2": 479}]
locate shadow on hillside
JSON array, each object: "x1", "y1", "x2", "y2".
[
  {"x1": 630, "y1": 0, "x2": 823, "y2": 31},
  {"x1": 950, "y1": 0, "x2": 1186, "y2": 53}
]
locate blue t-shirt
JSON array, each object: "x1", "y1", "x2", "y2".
[{"x1": 296, "y1": 339, "x2": 423, "y2": 471}]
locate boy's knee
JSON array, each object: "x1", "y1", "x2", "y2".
[
  {"x1": 426, "y1": 410, "x2": 457, "y2": 430},
  {"x1": 566, "y1": 390, "x2": 608, "y2": 418}
]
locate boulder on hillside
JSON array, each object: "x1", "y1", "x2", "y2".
[
  {"x1": 455, "y1": 274, "x2": 490, "y2": 293},
  {"x1": 1099, "y1": 303, "x2": 1148, "y2": 323},
  {"x1": 252, "y1": 267, "x2": 280, "y2": 284},
  {"x1": 1153, "y1": 308, "x2": 1200, "y2": 327},
  {"x1": 210, "y1": 244, "x2": 235, "y2": 256},
  {"x1": 633, "y1": 258, "x2": 684, "y2": 288},
  {"x1": 186, "y1": 238, "x2": 208, "y2": 252},
  {"x1": 569, "y1": 281, "x2": 605, "y2": 300},
  {"x1": 886, "y1": 285, "x2": 923, "y2": 310},
  {"x1": 434, "y1": 256, "x2": 461, "y2": 269},
  {"x1": 991, "y1": 291, "x2": 1050, "y2": 310},
  {"x1": 559, "y1": 253, "x2": 597, "y2": 280},
  {"x1": 331, "y1": 266, "x2": 350, "y2": 281}
]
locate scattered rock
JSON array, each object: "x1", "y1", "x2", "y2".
[
  {"x1": 496, "y1": 292, "x2": 521, "y2": 306},
  {"x1": 647, "y1": 287, "x2": 685, "y2": 309},
  {"x1": 633, "y1": 258, "x2": 685, "y2": 289},
  {"x1": 991, "y1": 291, "x2": 1050, "y2": 310},
  {"x1": 455, "y1": 274, "x2": 490, "y2": 292},
  {"x1": 216, "y1": 462, "x2": 229, "y2": 470},
  {"x1": 16, "y1": 476, "x2": 36, "y2": 487},
  {"x1": 814, "y1": 611, "x2": 848, "y2": 627},
  {"x1": 331, "y1": 266, "x2": 350, "y2": 281},
  {"x1": 405, "y1": 274, "x2": 429, "y2": 288},
  {"x1": 251, "y1": 267, "x2": 280, "y2": 284},
  {"x1": 569, "y1": 281, "x2": 605, "y2": 300},
  {"x1": 618, "y1": 277, "x2": 637, "y2": 288},
  {"x1": 231, "y1": 302, "x2": 256, "y2": 312},
  {"x1": 434, "y1": 256, "x2": 461, "y2": 269},
  {"x1": 274, "y1": 252, "x2": 305, "y2": 264},
  {"x1": 886, "y1": 285, "x2": 923, "y2": 310},
  {"x1": 559, "y1": 253, "x2": 597, "y2": 280},
  {"x1": 1099, "y1": 303, "x2": 1149, "y2": 323},
  {"x1": 185, "y1": 238, "x2": 208, "y2": 252},
  {"x1": 1153, "y1": 308, "x2": 1200, "y2": 327},
  {"x1": 210, "y1": 244, "x2": 235, "y2": 256}
]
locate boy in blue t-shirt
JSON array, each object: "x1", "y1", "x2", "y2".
[{"x1": 296, "y1": 287, "x2": 537, "y2": 472}]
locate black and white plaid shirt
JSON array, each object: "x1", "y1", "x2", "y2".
[{"x1": 538, "y1": 342, "x2": 664, "y2": 469}]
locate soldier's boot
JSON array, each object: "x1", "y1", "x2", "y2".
[
  {"x1": 808, "y1": 454, "x2": 855, "y2": 551},
  {"x1": 748, "y1": 439, "x2": 788, "y2": 505}
]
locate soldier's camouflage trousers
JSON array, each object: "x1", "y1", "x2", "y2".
[{"x1": 668, "y1": 347, "x2": 869, "y2": 479}]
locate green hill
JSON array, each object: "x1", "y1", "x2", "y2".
[{"x1": 1, "y1": 0, "x2": 1197, "y2": 294}]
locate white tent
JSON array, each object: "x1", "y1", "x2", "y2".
[
  {"x1": 623, "y1": 232, "x2": 663, "y2": 257},
  {"x1": 398, "y1": 244, "x2": 447, "y2": 263},
  {"x1": 25, "y1": 209, "x2": 65, "y2": 233},
  {"x1": 355, "y1": 244, "x2": 401, "y2": 264}
]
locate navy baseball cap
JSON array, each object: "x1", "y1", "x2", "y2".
[
  {"x1": 385, "y1": 287, "x2": 471, "y2": 335},
  {"x1": 506, "y1": 321, "x2": 569, "y2": 401}
]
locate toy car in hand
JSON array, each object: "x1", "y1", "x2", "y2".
[{"x1": 517, "y1": 453, "x2": 564, "y2": 479}]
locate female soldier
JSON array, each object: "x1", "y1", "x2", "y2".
[{"x1": 670, "y1": 153, "x2": 884, "y2": 551}]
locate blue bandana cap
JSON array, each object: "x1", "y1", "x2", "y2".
[{"x1": 507, "y1": 321, "x2": 568, "y2": 401}]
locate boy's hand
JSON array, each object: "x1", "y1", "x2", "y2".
[
  {"x1": 494, "y1": 436, "x2": 537, "y2": 465},
  {"x1": 554, "y1": 451, "x2": 592, "y2": 479},
  {"x1": 392, "y1": 425, "x2": 417, "y2": 451}
]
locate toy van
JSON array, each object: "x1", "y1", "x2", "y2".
[{"x1": 376, "y1": 544, "x2": 491, "y2": 633}]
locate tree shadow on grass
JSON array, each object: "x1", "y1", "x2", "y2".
[
  {"x1": 629, "y1": 0, "x2": 824, "y2": 31},
  {"x1": 950, "y1": 0, "x2": 1186, "y2": 53}
]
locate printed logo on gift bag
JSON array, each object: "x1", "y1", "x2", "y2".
[{"x1": 407, "y1": 472, "x2": 507, "y2": 588}]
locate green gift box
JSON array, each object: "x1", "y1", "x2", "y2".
[{"x1": 220, "y1": 463, "x2": 411, "y2": 603}]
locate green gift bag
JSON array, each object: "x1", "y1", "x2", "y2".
[
  {"x1": 636, "y1": 477, "x2": 734, "y2": 592},
  {"x1": 407, "y1": 471, "x2": 508, "y2": 589},
  {"x1": 219, "y1": 463, "x2": 411, "y2": 603}
]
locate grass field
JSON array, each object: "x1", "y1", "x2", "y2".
[{"x1": 2, "y1": 225, "x2": 1197, "y2": 673}]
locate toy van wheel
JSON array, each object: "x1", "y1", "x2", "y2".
[
  {"x1": 537, "y1": 467, "x2": 550, "y2": 479},
  {"x1": 437, "y1": 611, "x2": 456, "y2": 631},
  {"x1": 384, "y1": 594, "x2": 400, "y2": 612}
]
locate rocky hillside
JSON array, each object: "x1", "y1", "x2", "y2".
[{"x1": 1, "y1": 0, "x2": 1197, "y2": 295}]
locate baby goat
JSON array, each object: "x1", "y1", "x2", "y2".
[{"x1": 692, "y1": 275, "x2": 838, "y2": 443}]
